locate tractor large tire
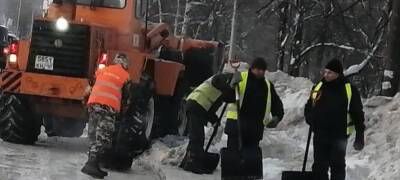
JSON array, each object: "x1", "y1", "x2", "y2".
[
  {"x1": 177, "y1": 98, "x2": 189, "y2": 136},
  {"x1": 151, "y1": 76, "x2": 190, "y2": 138},
  {"x1": 0, "y1": 92, "x2": 41, "y2": 144}
]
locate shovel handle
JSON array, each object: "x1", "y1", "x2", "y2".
[
  {"x1": 302, "y1": 127, "x2": 312, "y2": 172},
  {"x1": 205, "y1": 103, "x2": 228, "y2": 152}
]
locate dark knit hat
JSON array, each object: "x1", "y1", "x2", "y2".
[
  {"x1": 251, "y1": 57, "x2": 267, "y2": 70},
  {"x1": 325, "y1": 58, "x2": 343, "y2": 74}
]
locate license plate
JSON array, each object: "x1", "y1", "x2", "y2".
[{"x1": 35, "y1": 55, "x2": 54, "y2": 70}]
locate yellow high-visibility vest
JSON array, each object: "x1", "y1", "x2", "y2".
[
  {"x1": 311, "y1": 81, "x2": 354, "y2": 135},
  {"x1": 226, "y1": 71, "x2": 272, "y2": 125},
  {"x1": 187, "y1": 76, "x2": 223, "y2": 111}
]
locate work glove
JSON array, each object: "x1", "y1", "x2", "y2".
[
  {"x1": 353, "y1": 131, "x2": 365, "y2": 151},
  {"x1": 266, "y1": 116, "x2": 281, "y2": 128},
  {"x1": 229, "y1": 71, "x2": 242, "y2": 88}
]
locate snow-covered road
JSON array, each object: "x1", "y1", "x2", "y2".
[{"x1": 0, "y1": 135, "x2": 160, "y2": 180}]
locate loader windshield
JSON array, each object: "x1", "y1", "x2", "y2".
[{"x1": 76, "y1": 0, "x2": 126, "y2": 9}]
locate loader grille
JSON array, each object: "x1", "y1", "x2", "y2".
[{"x1": 27, "y1": 20, "x2": 90, "y2": 77}]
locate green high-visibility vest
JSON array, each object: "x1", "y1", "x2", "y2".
[
  {"x1": 226, "y1": 71, "x2": 272, "y2": 125},
  {"x1": 187, "y1": 76, "x2": 223, "y2": 111},
  {"x1": 311, "y1": 81, "x2": 355, "y2": 135}
]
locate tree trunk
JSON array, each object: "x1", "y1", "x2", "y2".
[
  {"x1": 276, "y1": 1, "x2": 289, "y2": 71},
  {"x1": 181, "y1": 0, "x2": 191, "y2": 36},
  {"x1": 289, "y1": 0, "x2": 304, "y2": 77},
  {"x1": 228, "y1": 0, "x2": 238, "y2": 61},
  {"x1": 174, "y1": 0, "x2": 181, "y2": 35},
  {"x1": 158, "y1": 0, "x2": 163, "y2": 23},
  {"x1": 382, "y1": 0, "x2": 400, "y2": 96}
]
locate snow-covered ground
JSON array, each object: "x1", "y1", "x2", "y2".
[{"x1": 0, "y1": 70, "x2": 398, "y2": 179}]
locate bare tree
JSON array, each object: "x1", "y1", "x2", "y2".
[
  {"x1": 288, "y1": 0, "x2": 305, "y2": 76},
  {"x1": 276, "y1": 1, "x2": 290, "y2": 71},
  {"x1": 157, "y1": 0, "x2": 163, "y2": 23},
  {"x1": 382, "y1": 0, "x2": 400, "y2": 96},
  {"x1": 181, "y1": 0, "x2": 192, "y2": 36},
  {"x1": 174, "y1": 0, "x2": 181, "y2": 35}
]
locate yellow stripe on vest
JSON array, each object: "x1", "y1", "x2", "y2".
[{"x1": 226, "y1": 71, "x2": 272, "y2": 125}]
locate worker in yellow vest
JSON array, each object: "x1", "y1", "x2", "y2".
[
  {"x1": 179, "y1": 72, "x2": 235, "y2": 174},
  {"x1": 225, "y1": 58, "x2": 284, "y2": 151},
  {"x1": 304, "y1": 58, "x2": 365, "y2": 180}
]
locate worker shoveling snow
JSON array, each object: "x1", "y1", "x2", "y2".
[{"x1": 0, "y1": 70, "x2": 398, "y2": 180}]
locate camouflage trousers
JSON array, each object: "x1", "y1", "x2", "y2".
[{"x1": 88, "y1": 104, "x2": 117, "y2": 158}]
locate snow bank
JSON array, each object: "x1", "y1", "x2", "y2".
[{"x1": 140, "y1": 70, "x2": 399, "y2": 180}]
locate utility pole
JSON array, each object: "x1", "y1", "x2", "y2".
[
  {"x1": 16, "y1": 0, "x2": 22, "y2": 36},
  {"x1": 228, "y1": 0, "x2": 238, "y2": 61}
]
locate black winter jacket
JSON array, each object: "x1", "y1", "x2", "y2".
[
  {"x1": 304, "y1": 76, "x2": 365, "y2": 139},
  {"x1": 225, "y1": 70, "x2": 284, "y2": 141}
]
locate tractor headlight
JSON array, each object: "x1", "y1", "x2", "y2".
[{"x1": 55, "y1": 17, "x2": 69, "y2": 32}]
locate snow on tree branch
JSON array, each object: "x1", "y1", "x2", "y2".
[{"x1": 344, "y1": 25, "x2": 385, "y2": 76}]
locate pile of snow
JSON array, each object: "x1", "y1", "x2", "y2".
[{"x1": 138, "y1": 70, "x2": 398, "y2": 180}]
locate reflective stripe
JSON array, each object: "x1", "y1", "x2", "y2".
[
  {"x1": 311, "y1": 82, "x2": 354, "y2": 135},
  {"x1": 345, "y1": 83, "x2": 354, "y2": 135},
  {"x1": 90, "y1": 91, "x2": 121, "y2": 102},
  {"x1": 87, "y1": 64, "x2": 129, "y2": 112},
  {"x1": 187, "y1": 77, "x2": 222, "y2": 111},
  {"x1": 96, "y1": 80, "x2": 121, "y2": 92},
  {"x1": 226, "y1": 71, "x2": 272, "y2": 125},
  {"x1": 311, "y1": 82, "x2": 323, "y2": 103}
]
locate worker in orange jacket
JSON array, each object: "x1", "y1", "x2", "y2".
[{"x1": 81, "y1": 53, "x2": 131, "y2": 179}]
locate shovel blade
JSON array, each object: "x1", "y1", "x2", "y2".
[
  {"x1": 202, "y1": 152, "x2": 220, "y2": 173},
  {"x1": 221, "y1": 147, "x2": 263, "y2": 179},
  {"x1": 281, "y1": 171, "x2": 313, "y2": 180}
]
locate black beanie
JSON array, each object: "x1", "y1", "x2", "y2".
[
  {"x1": 325, "y1": 58, "x2": 343, "y2": 74},
  {"x1": 251, "y1": 57, "x2": 267, "y2": 70}
]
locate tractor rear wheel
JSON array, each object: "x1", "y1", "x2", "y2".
[
  {"x1": 101, "y1": 75, "x2": 155, "y2": 170},
  {"x1": 177, "y1": 98, "x2": 189, "y2": 136},
  {"x1": 0, "y1": 92, "x2": 41, "y2": 144}
]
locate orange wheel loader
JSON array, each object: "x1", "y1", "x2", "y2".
[{"x1": 0, "y1": 0, "x2": 224, "y2": 148}]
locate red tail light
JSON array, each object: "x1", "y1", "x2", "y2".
[
  {"x1": 99, "y1": 53, "x2": 107, "y2": 64},
  {"x1": 3, "y1": 47, "x2": 9, "y2": 55},
  {"x1": 98, "y1": 52, "x2": 108, "y2": 69},
  {"x1": 10, "y1": 42, "x2": 18, "y2": 54}
]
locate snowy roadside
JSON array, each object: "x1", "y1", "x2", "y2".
[{"x1": 0, "y1": 70, "x2": 398, "y2": 180}]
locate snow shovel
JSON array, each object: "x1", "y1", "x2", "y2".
[
  {"x1": 281, "y1": 127, "x2": 313, "y2": 180},
  {"x1": 220, "y1": 83, "x2": 263, "y2": 180},
  {"x1": 201, "y1": 103, "x2": 228, "y2": 173}
]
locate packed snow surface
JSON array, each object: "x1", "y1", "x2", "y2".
[{"x1": 0, "y1": 70, "x2": 398, "y2": 179}]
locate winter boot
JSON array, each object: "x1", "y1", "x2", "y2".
[
  {"x1": 81, "y1": 154, "x2": 108, "y2": 179},
  {"x1": 179, "y1": 151, "x2": 209, "y2": 174}
]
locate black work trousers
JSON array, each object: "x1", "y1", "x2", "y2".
[
  {"x1": 312, "y1": 136, "x2": 347, "y2": 180},
  {"x1": 186, "y1": 102, "x2": 209, "y2": 153}
]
